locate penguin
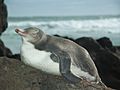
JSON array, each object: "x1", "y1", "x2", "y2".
[{"x1": 15, "y1": 27, "x2": 104, "y2": 85}]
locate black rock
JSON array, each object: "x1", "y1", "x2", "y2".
[
  {"x1": 94, "y1": 50, "x2": 120, "y2": 89},
  {"x1": 0, "y1": 0, "x2": 8, "y2": 35},
  {"x1": 0, "y1": 39, "x2": 12, "y2": 57},
  {"x1": 116, "y1": 46, "x2": 120, "y2": 51},
  {"x1": 0, "y1": 0, "x2": 4, "y2": 3},
  {"x1": 97, "y1": 37, "x2": 116, "y2": 52},
  {"x1": 75, "y1": 37, "x2": 103, "y2": 52},
  {"x1": 8, "y1": 54, "x2": 21, "y2": 60},
  {"x1": 97, "y1": 37, "x2": 113, "y2": 48}
]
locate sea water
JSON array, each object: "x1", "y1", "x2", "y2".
[{"x1": 1, "y1": 15, "x2": 120, "y2": 54}]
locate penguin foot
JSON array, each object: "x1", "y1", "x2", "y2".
[{"x1": 80, "y1": 79, "x2": 104, "y2": 89}]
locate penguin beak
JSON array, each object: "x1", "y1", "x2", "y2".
[{"x1": 15, "y1": 28, "x2": 27, "y2": 37}]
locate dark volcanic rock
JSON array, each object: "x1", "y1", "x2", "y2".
[
  {"x1": 97, "y1": 37, "x2": 113, "y2": 48},
  {"x1": 94, "y1": 50, "x2": 120, "y2": 89},
  {"x1": 0, "y1": 0, "x2": 8, "y2": 35},
  {"x1": 97, "y1": 37, "x2": 116, "y2": 52},
  {"x1": 75, "y1": 37, "x2": 103, "y2": 53},
  {"x1": 0, "y1": 0, "x2": 4, "y2": 3},
  {"x1": 12, "y1": 54, "x2": 21, "y2": 60},
  {"x1": 0, "y1": 57, "x2": 112, "y2": 90},
  {"x1": 116, "y1": 46, "x2": 120, "y2": 51},
  {"x1": 0, "y1": 0, "x2": 12, "y2": 58},
  {"x1": 115, "y1": 46, "x2": 120, "y2": 57},
  {"x1": 0, "y1": 39, "x2": 12, "y2": 57},
  {"x1": 9, "y1": 54, "x2": 21, "y2": 60}
]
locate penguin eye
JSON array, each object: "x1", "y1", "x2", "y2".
[
  {"x1": 34, "y1": 29, "x2": 39, "y2": 33},
  {"x1": 31, "y1": 33, "x2": 36, "y2": 36},
  {"x1": 31, "y1": 34, "x2": 37, "y2": 39}
]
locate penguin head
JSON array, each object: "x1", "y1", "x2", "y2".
[{"x1": 15, "y1": 27, "x2": 44, "y2": 44}]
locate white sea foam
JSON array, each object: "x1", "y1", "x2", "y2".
[{"x1": 8, "y1": 18, "x2": 120, "y2": 34}]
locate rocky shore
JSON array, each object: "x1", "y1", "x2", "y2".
[
  {"x1": 0, "y1": 57, "x2": 113, "y2": 90},
  {"x1": 1, "y1": 35, "x2": 120, "y2": 90},
  {"x1": 0, "y1": 0, "x2": 120, "y2": 90}
]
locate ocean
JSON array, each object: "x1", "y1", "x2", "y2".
[{"x1": 1, "y1": 15, "x2": 120, "y2": 54}]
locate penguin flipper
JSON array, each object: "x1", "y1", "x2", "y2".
[{"x1": 58, "y1": 52, "x2": 81, "y2": 83}]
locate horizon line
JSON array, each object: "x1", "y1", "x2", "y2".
[{"x1": 8, "y1": 14, "x2": 120, "y2": 18}]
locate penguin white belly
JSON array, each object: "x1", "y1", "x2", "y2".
[{"x1": 21, "y1": 42, "x2": 60, "y2": 75}]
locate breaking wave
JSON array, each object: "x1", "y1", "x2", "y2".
[{"x1": 8, "y1": 17, "x2": 120, "y2": 34}]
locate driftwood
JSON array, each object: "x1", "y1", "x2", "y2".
[{"x1": 0, "y1": 57, "x2": 113, "y2": 90}]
